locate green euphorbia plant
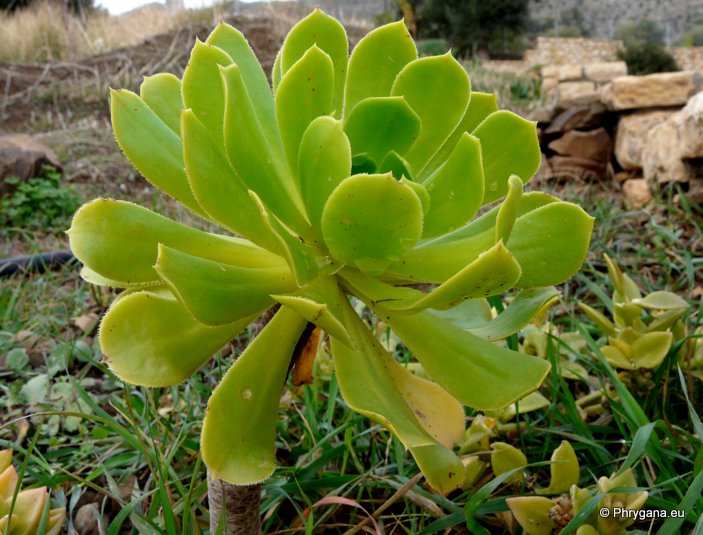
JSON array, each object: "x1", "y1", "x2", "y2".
[{"x1": 67, "y1": 10, "x2": 594, "y2": 492}]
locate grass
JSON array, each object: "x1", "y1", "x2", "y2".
[
  {"x1": 0, "y1": 1, "x2": 228, "y2": 64},
  {"x1": 1, "y1": 180, "x2": 701, "y2": 533}
]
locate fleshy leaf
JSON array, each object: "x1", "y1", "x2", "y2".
[
  {"x1": 321, "y1": 173, "x2": 423, "y2": 275},
  {"x1": 631, "y1": 331, "x2": 673, "y2": 368},
  {"x1": 99, "y1": 289, "x2": 253, "y2": 386},
  {"x1": 344, "y1": 20, "x2": 416, "y2": 118},
  {"x1": 495, "y1": 175, "x2": 524, "y2": 243},
  {"x1": 339, "y1": 268, "x2": 424, "y2": 309},
  {"x1": 3, "y1": 488, "x2": 48, "y2": 535},
  {"x1": 78, "y1": 266, "x2": 163, "y2": 290},
  {"x1": 344, "y1": 96, "x2": 421, "y2": 165},
  {"x1": 139, "y1": 73, "x2": 182, "y2": 133},
  {"x1": 272, "y1": 277, "x2": 352, "y2": 346},
  {"x1": 385, "y1": 308, "x2": 550, "y2": 409},
  {"x1": 578, "y1": 303, "x2": 617, "y2": 337},
  {"x1": 206, "y1": 21, "x2": 276, "y2": 130},
  {"x1": 68, "y1": 199, "x2": 283, "y2": 283},
  {"x1": 181, "y1": 109, "x2": 279, "y2": 251},
  {"x1": 298, "y1": 116, "x2": 351, "y2": 234},
  {"x1": 467, "y1": 287, "x2": 560, "y2": 341},
  {"x1": 392, "y1": 54, "x2": 471, "y2": 171},
  {"x1": 222, "y1": 64, "x2": 309, "y2": 234},
  {"x1": 201, "y1": 306, "x2": 307, "y2": 484},
  {"x1": 473, "y1": 110, "x2": 541, "y2": 204},
  {"x1": 280, "y1": 9, "x2": 347, "y2": 113},
  {"x1": 422, "y1": 132, "x2": 484, "y2": 238},
  {"x1": 420, "y1": 92, "x2": 499, "y2": 179},
  {"x1": 155, "y1": 244, "x2": 296, "y2": 326},
  {"x1": 507, "y1": 202, "x2": 594, "y2": 288},
  {"x1": 491, "y1": 442, "x2": 527, "y2": 483},
  {"x1": 543, "y1": 441, "x2": 580, "y2": 494},
  {"x1": 506, "y1": 496, "x2": 556, "y2": 535},
  {"x1": 249, "y1": 191, "x2": 323, "y2": 286},
  {"x1": 385, "y1": 241, "x2": 521, "y2": 312},
  {"x1": 400, "y1": 177, "x2": 430, "y2": 215},
  {"x1": 380, "y1": 151, "x2": 414, "y2": 181},
  {"x1": 633, "y1": 291, "x2": 689, "y2": 310},
  {"x1": 332, "y1": 300, "x2": 464, "y2": 492},
  {"x1": 276, "y1": 45, "x2": 335, "y2": 169},
  {"x1": 181, "y1": 39, "x2": 232, "y2": 147},
  {"x1": 272, "y1": 49, "x2": 282, "y2": 92},
  {"x1": 387, "y1": 192, "x2": 561, "y2": 283},
  {"x1": 110, "y1": 89, "x2": 204, "y2": 216}
]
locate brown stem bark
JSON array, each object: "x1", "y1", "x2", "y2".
[{"x1": 207, "y1": 472, "x2": 262, "y2": 535}]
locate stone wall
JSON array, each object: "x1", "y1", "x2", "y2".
[
  {"x1": 524, "y1": 37, "x2": 703, "y2": 72},
  {"x1": 524, "y1": 37, "x2": 622, "y2": 66},
  {"x1": 671, "y1": 47, "x2": 703, "y2": 72}
]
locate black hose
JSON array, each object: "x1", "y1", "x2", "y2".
[{"x1": 0, "y1": 250, "x2": 77, "y2": 277}]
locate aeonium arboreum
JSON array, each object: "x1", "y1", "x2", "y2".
[{"x1": 67, "y1": 10, "x2": 594, "y2": 492}]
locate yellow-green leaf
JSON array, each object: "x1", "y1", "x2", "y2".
[
  {"x1": 139, "y1": 73, "x2": 182, "y2": 133},
  {"x1": 386, "y1": 308, "x2": 550, "y2": 409},
  {"x1": 100, "y1": 289, "x2": 253, "y2": 386},
  {"x1": 473, "y1": 110, "x2": 540, "y2": 204},
  {"x1": 155, "y1": 244, "x2": 295, "y2": 326},
  {"x1": 110, "y1": 89, "x2": 204, "y2": 216},
  {"x1": 344, "y1": 20, "x2": 416, "y2": 118},
  {"x1": 276, "y1": 45, "x2": 335, "y2": 169},
  {"x1": 392, "y1": 54, "x2": 471, "y2": 171},
  {"x1": 321, "y1": 174, "x2": 423, "y2": 275},
  {"x1": 202, "y1": 306, "x2": 307, "y2": 484}
]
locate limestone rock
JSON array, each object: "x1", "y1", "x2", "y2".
[
  {"x1": 0, "y1": 134, "x2": 61, "y2": 196},
  {"x1": 642, "y1": 121, "x2": 695, "y2": 184},
  {"x1": 557, "y1": 81, "x2": 599, "y2": 108},
  {"x1": 529, "y1": 105, "x2": 556, "y2": 124},
  {"x1": 622, "y1": 179, "x2": 652, "y2": 209},
  {"x1": 615, "y1": 110, "x2": 677, "y2": 170},
  {"x1": 548, "y1": 127, "x2": 613, "y2": 163},
  {"x1": 557, "y1": 64, "x2": 583, "y2": 81},
  {"x1": 549, "y1": 155, "x2": 609, "y2": 180},
  {"x1": 677, "y1": 91, "x2": 703, "y2": 158},
  {"x1": 545, "y1": 102, "x2": 607, "y2": 133},
  {"x1": 602, "y1": 71, "x2": 703, "y2": 111},
  {"x1": 583, "y1": 61, "x2": 627, "y2": 83}
]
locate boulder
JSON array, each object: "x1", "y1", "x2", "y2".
[
  {"x1": 642, "y1": 120, "x2": 695, "y2": 184},
  {"x1": 601, "y1": 71, "x2": 703, "y2": 111},
  {"x1": 677, "y1": 91, "x2": 703, "y2": 158},
  {"x1": 557, "y1": 64, "x2": 583, "y2": 81},
  {"x1": 548, "y1": 127, "x2": 613, "y2": 163},
  {"x1": 622, "y1": 179, "x2": 652, "y2": 209},
  {"x1": 557, "y1": 81, "x2": 599, "y2": 108},
  {"x1": 583, "y1": 61, "x2": 627, "y2": 83},
  {"x1": 0, "y1": 134, "x2": 61, "y2": 196},
  {"x1": 615, "y1": 110, "x2": 677, "y2": 170},
  {"x1": 545, "y1": 102, "x2": 607, "y2": 133},
  {"x1": 549, "y1": 155, "x2": 609, "y2": 181}
]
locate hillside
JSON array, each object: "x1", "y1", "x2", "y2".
[{"x1": 529, "y1": 0, "x2": 703, "y2": 43}]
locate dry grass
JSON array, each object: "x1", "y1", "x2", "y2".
[{"x1": 0, "y1": 0, "x2": 228, "y2": 64}]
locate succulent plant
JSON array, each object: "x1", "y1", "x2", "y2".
[
  {"x1": 580, "y1": 254, "x2": 689, "y2": 371},
  {"x1": 505, "y1": 441, "x2": 580, "y2": 534},
  {"x1": 67, "y1": 10, "x2": 593, "y2": 491},
  {"x1": 507, "y1": 450, "x2": 648, "y2": 535},
  {"x1": 0, "y1": 450, "x2": 65, "y2": 535}
]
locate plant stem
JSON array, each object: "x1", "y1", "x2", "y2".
[{"x1": 207, "y1": 472, "x2": 262, "y2": 535}]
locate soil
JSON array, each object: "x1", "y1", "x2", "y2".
[{"x1": 0, "y1": 15, "x2": 286, "y2": 134}]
